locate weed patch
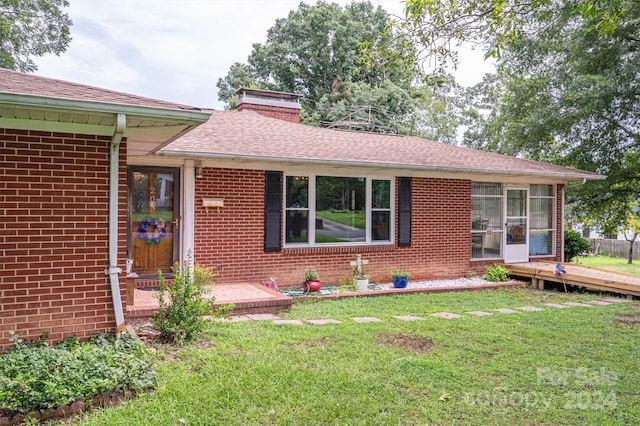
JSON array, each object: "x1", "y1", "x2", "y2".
[{"x1": 376, "y1": 332, "x2": 435, "y2": 354}]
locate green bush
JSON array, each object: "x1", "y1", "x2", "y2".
[
  {"x1": 564, "y1": 229, "x2": 590, "y2": 262},
  {"x1": 0, "y1": 332, "x2": 154, "y2": 414},
  {"x1": 152, "y1": 252, "x2": 215, "y2": 344},
  {"x1": 483, "y1": 264, "x2": 510, "y2": 282}
]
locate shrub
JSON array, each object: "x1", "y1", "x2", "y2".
[
  {"x1": 0, "y1": 332, "x2": 154, "y2": 414},
  {"x1": 484, "y1": 264, "x2": 510, "y2": 282},
  {"x1": 152, "y1": 251, "x2": 215, "y2": 344},
  {"x1": 564, "y1": 229, "x2": 590, "y2": 262}
]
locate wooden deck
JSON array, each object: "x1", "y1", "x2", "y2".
[{"x1": 508, "y1": 261, "x2": 640, "y2": 298}]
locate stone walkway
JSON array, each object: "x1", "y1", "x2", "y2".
[{"x1": 211, "y1": 297, "x2": 633, "y2": 325}]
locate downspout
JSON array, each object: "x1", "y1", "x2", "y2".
[
  {"x1": 106, "y1": 113, "x2": 127, "y2": 335},
  {"x1": 561, "y1": 178, "x2": 587, "y2": 262}
]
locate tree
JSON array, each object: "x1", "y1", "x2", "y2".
[
  {"x1": 0, "y1": 0, "x2": 72, "y2": 72},
  {"x1": 453, "y1": 1, "x2": 639, "y2": 258},
  {"x1": 216, "y1": 1, "x2": 420, "y2": 121},
  {"x1": 215, "y1": 62, "x2": 257, "y2": 110},
  {"x1": 398, "y1": 0, "x2": 635, "y2": 73},
  {"x1": 623, "y1": 212, "x2": 640, "y2": 264}
]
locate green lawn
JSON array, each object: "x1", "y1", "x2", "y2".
[
  {"x1": 571, "y1": 255, "x2": 640, "y2": 276},
  {"x1": 74, "y1": 288, "x2": 639, "y2": 425}
]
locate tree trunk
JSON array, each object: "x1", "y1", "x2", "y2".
[{"x1": 627, "y1": 233, "x2": 638, "y2": 265}]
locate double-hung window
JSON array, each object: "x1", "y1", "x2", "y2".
[
  {"x1": 529, "y1": 184, "x2": 555, "y2": 256},
  {"x1": 285, "y1": 174, "x2": 393, "y2": 245}
]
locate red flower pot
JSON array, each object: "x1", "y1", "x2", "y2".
[{"x1": 303, "y1": 279, "x2": 322, "y2": 292}]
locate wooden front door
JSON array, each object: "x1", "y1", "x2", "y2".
[{"x1": 128, "y1": 167, "x2": 180, "y2": 275}]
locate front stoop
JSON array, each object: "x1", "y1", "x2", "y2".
[{"x1": 126, "y1": 282, "x2": 293, "y2": 319}]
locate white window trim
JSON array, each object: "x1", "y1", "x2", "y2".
[
  {"x1": 470, "y1": 182, "x2": 557, "y2": 261},
  {"x1": 284, "y1": 173, "x2": 395, "y2": 248}
]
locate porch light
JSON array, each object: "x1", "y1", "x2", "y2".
[{"x1": 195, "y1": 161, "x2": 204, "y2": 178}]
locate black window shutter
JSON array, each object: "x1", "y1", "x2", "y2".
[
  {"x1": 264, "y1": 171, "x2": 283, "y2": 252},
  {"x1": 398, "y1": 177, "x2": 412, "y2": 247}
]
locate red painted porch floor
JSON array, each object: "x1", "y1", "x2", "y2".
[
  {"x1": 126, "y1": 281, "x2": 527, "y2": 319},
  {"x1": 126, "y1": 282, "x2": 293, "y2": 318}
]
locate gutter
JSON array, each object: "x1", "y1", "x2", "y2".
[
  {"x1": 106, "y1": 113, "x2": 127, "y2": 335},
  {"x1": 159, "y1": 151, "x2": 604, "y2": 182},
  {"x1": 0, "y1": 92, "x2": 211, "y2": 122}
]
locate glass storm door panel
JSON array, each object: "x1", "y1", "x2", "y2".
[
  {"x1": 128, "y1": 167, "x2": 180, "y2": 275},
  {"x1": 504, "y1": 188, "x2": 529, "y2": 263}
]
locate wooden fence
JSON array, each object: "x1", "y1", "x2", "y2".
[{"x1": 589, "y1": 238, "x2": 640, "y2": 261}]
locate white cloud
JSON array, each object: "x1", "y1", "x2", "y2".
[{"x1": 34, "y1": 0, "x2": 494, "y2": 109}]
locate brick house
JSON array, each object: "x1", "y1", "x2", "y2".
[{"x1": 1, "y1": 71, "x2": 601, "y2": 347}]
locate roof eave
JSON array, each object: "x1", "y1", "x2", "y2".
[
  {"x1": 0, "y1": 92, "x2": 211, "y2": 123},
  {"x1": 157, "y1": 151, "x2": 605, "y2": 182}
]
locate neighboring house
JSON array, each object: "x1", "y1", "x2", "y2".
[
  {"x1": 0, "y1": 71, "x2": 602, "y2": 348},
  {"x1": 572, "y1": 224, "x2": 628, "y2": 241}
]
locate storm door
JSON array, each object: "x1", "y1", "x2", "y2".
[{"x1": 128, "y1": 167, "x2": 180, "y2": 275}]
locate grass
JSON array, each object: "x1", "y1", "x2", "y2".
[
  {"x1": 72, "y1": 288, "x2": 639, "y2": 425},
  {"x1": 571, "y1": 255, "x2": 640, "y2": 276}
]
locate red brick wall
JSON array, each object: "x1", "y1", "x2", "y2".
[
  {"x1": 193, "y1": 168, "x2": 475, "y2": 288},
  {"x1": 237, "y1": 104, "x2": 300, "y2": 123},
  {"x1": 0, "y1": 129, "x2": 127, "y2": 349},
  {"x1": 556, "y1": 184, "x2": 564, "y2": 261}
]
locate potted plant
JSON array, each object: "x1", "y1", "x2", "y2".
[
  {"x1": 353, "y1": 265, "x2": 370, "y2": 291},
  {"x1": 302, "y1": 267, "x2": 322, "y2": 292},
  {"x1": 388, "y1": 270, "x2": 410, "y2": 289}
]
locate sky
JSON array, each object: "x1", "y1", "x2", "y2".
[{"x1": 35, "y1": 0, "x2": 495, "y2": 110}]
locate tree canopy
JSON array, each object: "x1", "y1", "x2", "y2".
[
  {"x1": 216, "y1": 1, "x2": 445, "y2": 136},
  {"x1": 449, "y1": 1, "x2": 639, "y2": 246},
  {"x1": 399, "y1": 0, "x2": 636, "y2": 72},
  {"x1": 0, "y1": 0, "x2": 72, "y2": 72}
]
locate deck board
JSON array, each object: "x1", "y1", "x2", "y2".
[{"x1": 508, "y1": 261, "x2": 640, "y2": 297}]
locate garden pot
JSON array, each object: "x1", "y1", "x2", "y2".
[
  {"x1": 392, "y1": 276, "x2": 408, "y2": 289},
  {"x1": 355, "y1": 278, "x2": 369, "y2": 291},
  {"x1": 303, "y1": 279, "x2": 322, "y2": 292}
]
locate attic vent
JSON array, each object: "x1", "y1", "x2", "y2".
[{"x1": 235, "y1": 88, "x2": 302, "y2": 123}]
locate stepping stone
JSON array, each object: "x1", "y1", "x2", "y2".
[
  {"x1": 466, "y1": 311, "x2": 493, "y2": 316},
  {"x1": 543, "y1": 303, "x2": 571, "y2": 309},
  {"x1": 587, "y1": 300, "x2": 614, "y2": 306},
  {"x1": 246, "y1": 314, "x2": 281, "y2": 321},
  {"x1": 563, "y1": 302, "x2": 593, "y2": 307},
  {"x1": 307, "y1": 319, "x2": 342, "y2": 325},
  {"x1": 393, "y1": 315, "x2": 425, "y2": 321},
  {"x1": 352, "y1": 317, "x2": 383, "y2": 323},
  {"x1": 600, "y1": 298, "x2": 631, "y2": 303},
  {"x1": 495, "y1": 308, "x2": 520, "y2": 314},
  {"x1": 273, "y1": 319, "x2": 304, "y2": 325},
  {"x1": 518, "y1": 306, "x2": 545, "y2": 312},
  {"x1": 430, "y1": 312, "x2": 461, "y2": 319}
]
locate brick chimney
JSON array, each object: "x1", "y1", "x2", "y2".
[{"x1": 235, "y1": 88, "x2": 302, "y2": 123}]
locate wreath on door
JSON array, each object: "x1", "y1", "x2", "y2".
[{"x1": 138, "y1": 217, "x2": 167, "y2": 244}]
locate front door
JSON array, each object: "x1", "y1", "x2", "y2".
[
  {"x1": 128, "y1": 167, "x2": 180, "y2": 275},
  {"x1": 504, "y1": 187, "x2": 528, "y2": 263}
]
